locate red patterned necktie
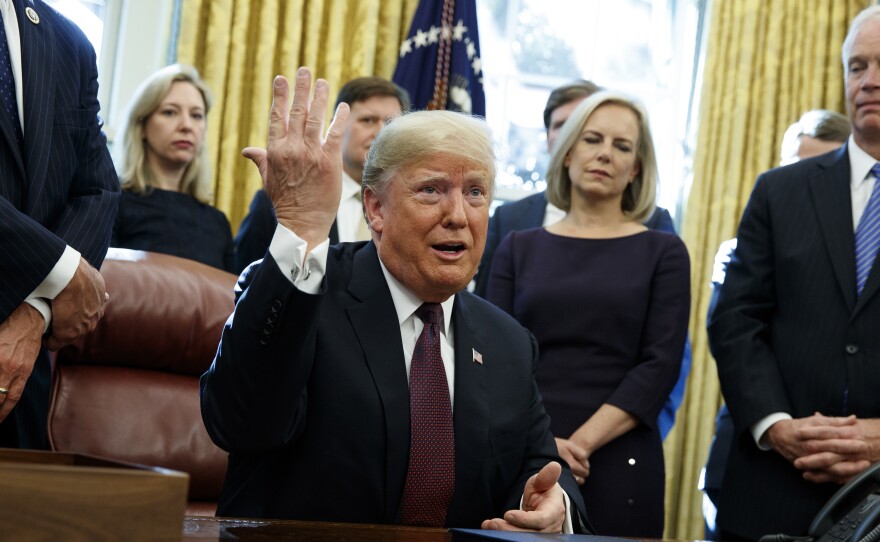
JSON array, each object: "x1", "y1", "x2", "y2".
[{"x1": 398, "y1": 302, "x2": 455, "y2": 527}]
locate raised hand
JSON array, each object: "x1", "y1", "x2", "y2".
[{"x1": 242, "y1": 67, "x2": 350, "y2": 252}]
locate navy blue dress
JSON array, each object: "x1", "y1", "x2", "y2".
[
  {"x1": 486, "y1": 228, "x2": 690, "y2": 537},
  {"x1": 112, "y1": 188, "x2": 235, "y2": 272}
]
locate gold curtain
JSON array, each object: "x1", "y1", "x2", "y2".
[
  {"x1": 666, "y1": 0, "x2": 870, "y2": 539},
  {"x1": 176, "y1": 0, "x2": 420, "y2": 231}
]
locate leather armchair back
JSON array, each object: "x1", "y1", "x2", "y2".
[{"x1": 49, "y1": 249, "x2": 236, "y2": 515}]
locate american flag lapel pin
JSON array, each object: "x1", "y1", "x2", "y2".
[{"x1": 472, "y1": 348, "x2": 483, "y2": 365}]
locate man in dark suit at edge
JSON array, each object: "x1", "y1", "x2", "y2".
[
  {"x1": 473, "y1": 80, "x2": 688, "y2": 441},
  {"x1": 0, "y1": 0, "x2": 118, "y2": 449},
  {"x1": 201, "y1": 68, "x2": 589, "y2": 532},
  {"x1": 708, "y1": 6, "x2": 880, "y2": 540}
]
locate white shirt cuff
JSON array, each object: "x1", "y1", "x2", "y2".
[
  {"x1": 518, "y1": 486, "x2": 574, "y2": 534},
  {"x1": 752, "y1": 412, "x2": 793, "y2": 450},
  {"x1": 25, "y1": 245, "x2": 80, "y2": 333},
  {"x1": 561, "y1": 488, "x2": 574, "y2": 534},
  {"x1": 268, "y1": 223, "x2": 329, "y2": 294},
  {"x1": 29, "y1": 245, "x2": 80, "y2": 299}
]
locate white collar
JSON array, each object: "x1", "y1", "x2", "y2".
[
  {"x1": 849, "y1": 135, "x2": 879, "y2": 189},
  {"x1": 341, "y1": 170, "x2": 361, "y2": 200},
  {"x1": 378, "y1": 258, "x2": 455, "y2": 337}
]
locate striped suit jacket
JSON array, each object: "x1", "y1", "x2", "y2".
[
  {"x1": 709, "y1": 144, "x2": 880, "y2": 540},
  {"x1": 0, "y1": 0, "x2": 119, "y2": 448}
]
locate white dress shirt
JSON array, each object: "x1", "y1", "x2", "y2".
[
  {"x1": 335, "y1": 171, "x2": 367, "y2": 242},
  {"x1": 2, "y1": 0, "x2": 79, "y2": 330},
  {"x1": 542, "y1": 200, "x2": 565, "y2": 228}
]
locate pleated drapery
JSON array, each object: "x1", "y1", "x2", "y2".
[{"x1": 176, "y1": 0, "x2": 419, "y2": 230}]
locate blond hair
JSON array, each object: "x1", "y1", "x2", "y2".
[
  {"x1": 545, "y1": 90, "x2": 657, "y2": 223},
  {"x1": 362, "y1": 110, "x2": 495, "y2": 198},
  {"x1": 117, "y1": 64, "x2": 214, "y2": 203}
]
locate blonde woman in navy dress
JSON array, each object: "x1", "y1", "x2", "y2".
[
  {"x1": 486, "y1": 90, "x2": 690, "y2": 537},
  {"x1": 112, "y1": 64, "x2": 234, "y2": 272}
]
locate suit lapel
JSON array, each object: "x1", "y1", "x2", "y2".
[
  {"x1": 330, "y1": 220, "x2": 340, "y2": 245},
  {"x1": 809, "y1": 146, "x2": 857, "y2": 313},
  {"x1": 18, "y1": 0, "x2": 54, "y2": 210},
  {"x1": 344, "y1": 243, "x2": 411, "y2": 522},
  {"x1": 518, "y1": 193, "x2": 547, "y2": 229},
  {"x1": 447, "y1": 294, "x2": 490, "y2": 524},
  {"x1": 0, "y1": 0, "x2": 33, "y2": 178}
]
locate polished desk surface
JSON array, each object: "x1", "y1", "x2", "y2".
[{"x1": 183, "y1": 516, "x2": 452, "y2": 541}]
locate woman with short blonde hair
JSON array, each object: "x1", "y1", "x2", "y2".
[{"x1": 486, "y1": 90, "x2": 690, "y2": 537}]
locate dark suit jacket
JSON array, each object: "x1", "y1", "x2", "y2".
[
  {"x1": 0, "y1": 0, "x2": 119, "y2": 448},
  {"x1": 708, "y1": 145, "x2": 880, "y2": 540},
  {"x1": 234, "y1": 188, "x2": 339, "y2": 273},
  {"x1": 473, "y1": 191, "x2": 675, "y2": 298},
  {"x1": 201, "y1": 242, "x2": 588, "y2": 528}
]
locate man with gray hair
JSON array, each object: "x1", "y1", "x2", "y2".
[
  {"x1": 201, "y1": 68, "x2": 588, "y2": 533},
  {"x1": 708, "y1": 6, "x2": 880, "y2": 540}
]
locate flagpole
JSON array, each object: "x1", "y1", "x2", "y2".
[{"x1": 429, "y1": 0, "x2": 455, "y2": 110}]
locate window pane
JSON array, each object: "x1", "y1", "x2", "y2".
[
  {"x1": 44, "y1": 0, "x2": 106, "y2": 64},
  {"x1": 478, "y1": 0, "x2": 703, "y2": 221}
]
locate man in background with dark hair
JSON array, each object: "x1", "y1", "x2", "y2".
[{"x1": 234, "y1": 76, "x2": 409, "y2": 272}]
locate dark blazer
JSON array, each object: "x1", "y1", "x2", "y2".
[
  {"x1": 708, "y1": 145, "x2": 880, "y2": 540},
  {"x1": 473, "y1": 191, "x2": 675, "y2": 298},
  {"x1": 201, "y1": 241, "x2": 588, "y2": 528},
  {"x1": 234, "y1": 188, "x2": 339, "y2": 273},
  {"x1": 0, "y1": 0, "x2": 119, "y2": 448}
]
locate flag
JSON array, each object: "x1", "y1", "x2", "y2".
[
  {"x1": 472, "y1": 348, "x2": 483, "y2": 365},
  {"x1": 393, "y1": 0, "x2": 485, "y2": 117}
]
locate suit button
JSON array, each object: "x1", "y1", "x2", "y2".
[{"x1": 845, "y1": 344, "x2": 859, "y2": 355}]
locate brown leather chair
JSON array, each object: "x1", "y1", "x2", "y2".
[{"x1": 48, "y1": 249, "x2": 235, "y2": 516}]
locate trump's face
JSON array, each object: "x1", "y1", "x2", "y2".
[
  {"x1": 845, "y1": 16, "x2": 880, "y2": 148},
  {"x1": 365, "y1": 154, "x2": 491, "y2": 303}
]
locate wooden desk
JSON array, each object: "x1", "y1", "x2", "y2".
[{"x1": 183, "y1": 516, "x2": 452, "y2": 541}]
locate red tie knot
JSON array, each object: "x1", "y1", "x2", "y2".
[{"x1": 415, "y1": 303, "x2": 443, "y2": 326}]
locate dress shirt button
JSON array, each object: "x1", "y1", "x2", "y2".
[{"x1": 845, "y1": 344, "x2": 859, "y2": 355}]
